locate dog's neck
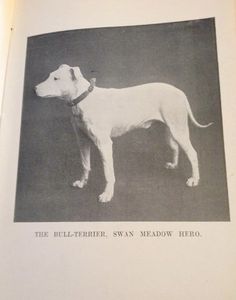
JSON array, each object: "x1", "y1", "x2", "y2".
[
  {"x1": 73, "y1": 76, "x2": 91, "y2": 100},
  {"x1": 67, "y1": 76, "x2": 96, "y2": 107}
]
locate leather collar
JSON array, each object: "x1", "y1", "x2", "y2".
[{"x1": 67, "y1": 78, "x2": 96, "y2": 107}]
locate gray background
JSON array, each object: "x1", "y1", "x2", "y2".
[{"x1": 14, "y1": 18, "x2": 229, "y2": 222}]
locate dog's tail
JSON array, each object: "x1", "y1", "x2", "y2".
[{"x1": 186, "y1": 99, "x2": 213, "y2": 128}]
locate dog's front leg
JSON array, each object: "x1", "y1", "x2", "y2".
[
  {"x1": 93, "y1": 134, "x2": 115, "y2": 203},
  {"x1": 71, "y1": 119, "x2": 91, "y2": 188}
]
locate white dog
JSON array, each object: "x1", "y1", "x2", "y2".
[{"x1": 35, "y1": 64, "x2": 212, "y2": 203}]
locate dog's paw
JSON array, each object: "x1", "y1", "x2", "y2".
[
  {"x1": 72, "y1": 179, "x2": 87, "y2": 189},
  {"x1": 165, "y1": 162, "x2": 178, "y2": 170},
  {"x1": 186, "y1": 177, "x2": 199, "y2": 187},
  {"x1": 98, "y1": 191, "x2": 113, "y2": 203}
]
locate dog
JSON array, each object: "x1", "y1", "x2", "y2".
[{"x1": 35, "y1": 64, "x2": 212, "y2": 203}]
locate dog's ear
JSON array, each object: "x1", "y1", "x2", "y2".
[
  {"x1": 69, "y1": 67, "x2": 82, "y2": 81},
  {"x1": 59, "y1": 64, "x2": 69, "y2": 69}
]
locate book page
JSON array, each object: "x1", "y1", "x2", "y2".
[
  {"x1": 0, "y1": 0, "x2": 236, "y2": 299},
  {"x1": 0, "y1": 0, "x2": 15, "y2": 120}
]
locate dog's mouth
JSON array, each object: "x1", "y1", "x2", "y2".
[
  {"x1": 39, "y1": 94, "x2": 55, "y2": 98},
  {"x1": 34, "y1": 85, "x2": 54, "y2": 98},
  {"x1": 34, "y1": 89, "x2": 55, "y2": 98},
  {"x1": 36, "y1": 93, "x2": 54, "y2": 98}
]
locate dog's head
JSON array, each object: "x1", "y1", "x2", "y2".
[{"x1": 35, "y1": 64, "x2": 82, "y2": 100}]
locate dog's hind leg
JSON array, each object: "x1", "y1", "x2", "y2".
[
  {"x1": 170, "y1": 128, "x2": 199, "y2": 187},
  {"x1": 163, "y1": 112, "x2": 199, "y2": 186},
  {"x1": 165, "y1": 128, "x2": 179, "y2": 170},
  {"x1": 161, "y1": 97, "x2": 200, "y2": 186}
]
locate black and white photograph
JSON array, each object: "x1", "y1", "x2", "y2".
[{"x1": 14, "y1": 18, "x2": 229, "y2": 222}]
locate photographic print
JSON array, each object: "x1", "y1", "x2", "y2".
[{"x1": 14, "y1": 18, "x2": 229, "y2": 222}]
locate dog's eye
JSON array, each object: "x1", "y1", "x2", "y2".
[{"x1": 54, "y1": 77, "x2": 59, "y2": 81}]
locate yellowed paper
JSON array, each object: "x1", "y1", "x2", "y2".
[
  {"x1": 0, "y1": 0, "x2": 15, "y2": 119},
  {"x1": 0, "y1": 0, "x2": 236, "y2": 299}
]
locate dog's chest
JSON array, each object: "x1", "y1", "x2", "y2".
[{"x1": 71, "y1": 107, "x2": 88, "y2": 130}]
